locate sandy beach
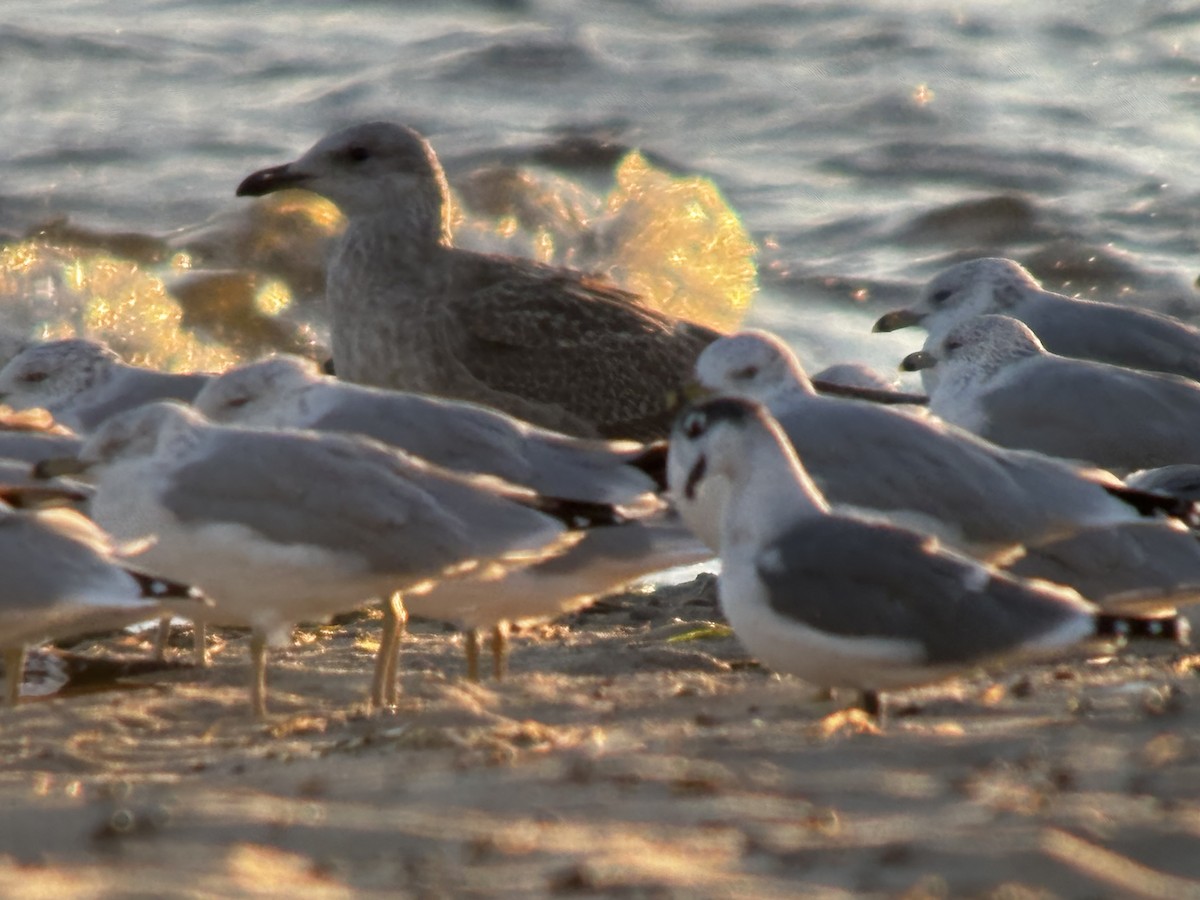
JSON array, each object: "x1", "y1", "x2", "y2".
[{"x1": 1, "y1": 575, "x2": 1198, "y2": 898}]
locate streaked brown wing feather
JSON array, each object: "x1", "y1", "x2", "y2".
[{"x1": 442, "y1": 253, "x2": 720, "y2": 439}]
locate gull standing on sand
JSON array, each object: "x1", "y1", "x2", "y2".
[
  {"x1": 193, "y1": 355, "x2": 710, "y2": 694},
  {"x1": 41, "y1": 402, "x2": 600, "y2": 717},
  {"x1": 193, "y1": 355, "x2": 665, "y2": 505},
  {"x1": 673, "y1": 330, "x2": 1193, "y2": 559},
  {"x1": 671, "y1": 397, "x2": 1186, "y2": 719},
  {"x1": 235, "y1": 121, "x2": 720, "y2": 441},
  {"x1": 397, "y1": 509, "x2": 712, "y2": 693},
  {"x1": 903, "y1": 315, "x2": 1200, "y2": 473},
  {"x1": 0, "y1": 502, "x2": 205, "y2": 706},
  {"x1": 874, "y1": 257, "x2": 1200, "y2": 383},
  {"x1": 0, "y1": 339, "x2": 210, "y2": 434}
]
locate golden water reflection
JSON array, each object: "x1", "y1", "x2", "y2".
[{"x1": 0, "y1": 154, "x2": 755, "y2": 373}]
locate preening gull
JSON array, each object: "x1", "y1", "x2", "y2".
[
  {"x1": 235, "y1": 121, "x2": 720, "y2": 441},
  {"x1": 192, "y1": 354, "x2": 665, "y2": 505},
  {"x1": 672, "y1": 330, "x2": 1191, "y2": 559},
  {"x1": 874, "y1": 257, "x2": 1200, "y2": 382},
  {"x1": 0, "y1": 339, "x2": 210, "y2": 434},
  {"x1": 43, "y1": 402, "x2": 594, "y2": 717},
  {"x1": 0, "y1": 503, "x2": 205, "y2": 705},
  {"x1": 670, "y1": 397, "x2": 1186, "y2": 718},
  {"x1": 904, "y1": 315, "x2": 1200, "y2": 473}
]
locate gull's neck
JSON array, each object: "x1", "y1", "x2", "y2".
[{"x1": 720, "y1": 425, "x2": 829, "y2": 553}]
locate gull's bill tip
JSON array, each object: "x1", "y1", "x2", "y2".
[
  {"x1": 873, "y1": 308, "x2": 924, "y2": 333},
  {"x1": 236, "y1": 163, "x2": 311, "y2": 197},
  {"x1": 900, "y1": 350, "x2": 938, "y2": 372}
]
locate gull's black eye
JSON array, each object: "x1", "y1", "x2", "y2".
[
  {"x1": 944, "y1": 339, "x2": 963, "y2": 353},
  {"x1": 226, "y1": 396, "x2": 250, "y2": 409},
  {"x1": 20, "y1": 371, "x2": 47, "y2": 384},
  {"x1": 682, "y1": 411, "x2": 708, "y2": 439},
  {"x1": 730, "y1": 365, "x2": 759, "y2": 381},
  {"x1": 930, "y1": 289, "x2": 952, "y2": 305},
  {"x1": 346, "y1": 145, "x2": 371, "y2": 163}
]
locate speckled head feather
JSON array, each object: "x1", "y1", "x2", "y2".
[
  {"x1": 0, "y1": 339, "x2": 121, "y2": 413},
  {"x1": 922, "y1": 258, "x2": 1042, "y2": 317}
]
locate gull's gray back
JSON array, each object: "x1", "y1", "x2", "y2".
[
  {"x1": 756, "y1": 516, "x2": 1086, "y2": 666},
  {"x1": 161, "y1": 426, "x2": 565, "y2": 577}
]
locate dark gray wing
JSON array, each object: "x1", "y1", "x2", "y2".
[{"x1": 755, "y1": 516, "x2": 1088, "y2": 666}]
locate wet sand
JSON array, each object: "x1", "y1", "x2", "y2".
[{"x1": 1, "y1": 575, "x2": 1199, "y2": 898}]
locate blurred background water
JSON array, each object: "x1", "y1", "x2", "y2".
[{"x1": 3, "y1": 0, "x2": 1200, "y2": 382}]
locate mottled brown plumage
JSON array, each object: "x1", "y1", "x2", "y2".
[{"x1": 237, "y1": 121, "x2": 720, "y2": 440}]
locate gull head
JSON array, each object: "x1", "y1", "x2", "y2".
[
  {"x1": 669, "y1": 397, "x2": 782, "y2": 501},
  {"x1": 669, "y1": 396, "x2": 827, "y2": 547},
  {"x1": 666, "y1": 397, "x2": 765, "y2": 549},
  {"x1": 193, "y1": 354, "x2": 320, "y2": 425},
  {"x1": 902, "y1": 314, "x2": 1045, "y2": 380},
  {"x1": 693, "y1": 330, "x2": 815, "y2": 408},
  {"x1": 79, "y1": 401, "x2": 206, "y2": 469},
  {"x1": 236, "y1": 122, "x2": 450, "y2": 228},
  {"x1": 874, "y1": 258, "x2": 1042, "y2": 340},
  {"x1": 0, "y1": 339, "x2": 121, "y2": 414}
]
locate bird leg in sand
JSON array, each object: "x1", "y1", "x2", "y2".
[
  {"x1": 490, "y1": 622, "x2": 510, "y2": 680},
  {"x1": 249, "y1": 632, "x2": 268, "y2": 719},
  {"x1": 3, "y1": 647, "x2": 26, "y2": 706},
  {"x1": 464, "y1": 624, "x2": 511, "y2": 682},
  {"x1": 194, "y1": 620, "x2": 210, "y2": 667},
  {"x1": 369, "y1": 593, "x2": 407, "y2": 708},
  {"x1": 151, "y1": 615, "x2": 172, "y2": 661},
  {"x1": 465, "y1": 629, "x2": 482, "y2": 682},
  {"x1": 859, "y1": 689, "x2": 883, "y2": 719}
]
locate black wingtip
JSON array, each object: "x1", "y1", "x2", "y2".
[
  {"x1": 125, "y1": 569, "x2": 209, "y2": 605},
  {"x1": 524, "y1": 495, "x2": 629, "y2": 529},
  {"x1": 1095, "y1": 611, "x2": 1190, "y2": 645},
  {"x1": 1104, "y1": 483, "x2": 1200, "y2": 528},
  {"x1": 626, "y1": 440, "x2": 669, "y2": 492}
]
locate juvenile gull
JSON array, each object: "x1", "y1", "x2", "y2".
[
  {"x1": 874, "y1": 257, "x2": 1200, "y2": 382},
  {"x1": 0, "y1": 502, "x2": 205, "y2": 705},
  {"x1": 671, "y1": 397, "x2": 1186, "y2": 718},
  {"x1": 673, "y1": 330, "x2": 1191, "y2": 559},
  {"x1": 192, "y1": 355, "x2": 665, "y2": 504},
  {"x1": 47, "y1": 402, "x2": 592, "y2": 717},
  {"x1": 904, "y1": 315, "x2": 1200, "y2": 473},
  {"x1": 235, "y1": 121, "x2": 720, "y2": 441},
  {"x1": 0, "y1": 339, "x2": 211, "y2": 434}
]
